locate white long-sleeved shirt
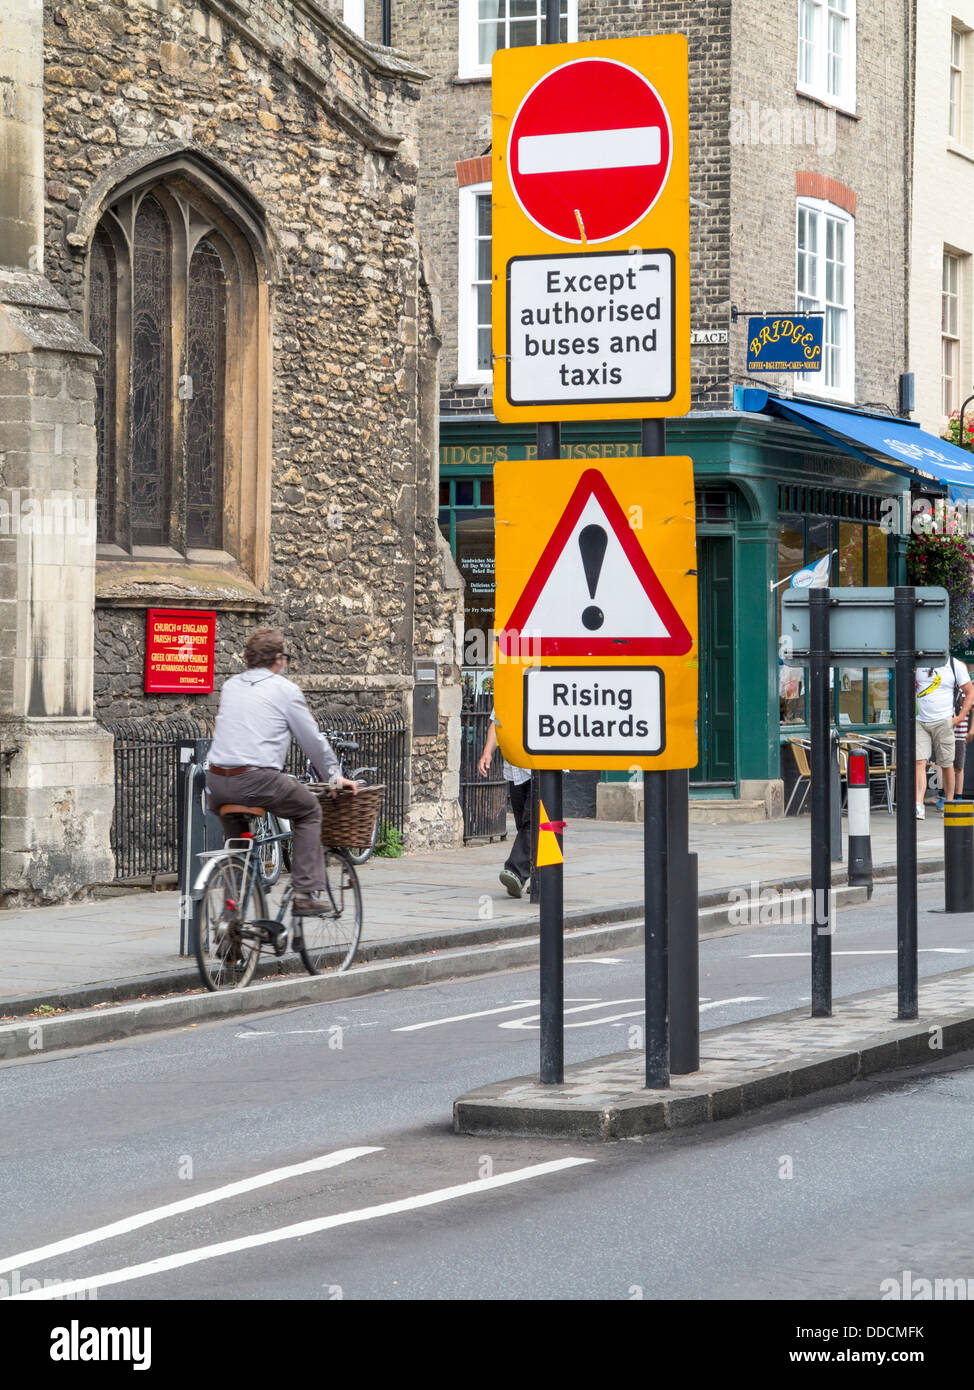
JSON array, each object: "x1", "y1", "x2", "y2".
[{"x1": 208, "y1": 669, "x2": 340, "y2": 781}]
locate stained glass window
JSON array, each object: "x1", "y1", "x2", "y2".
[
  {"x1": 91, "y1": 187, "x2": 235, "y2": 557},
  {"x1": 130, "y1": 196, "x2": 172, "y2": 546},
  {"x1": 186, "y1": 241, "x2": 226, "y2": 549},
  {"x1": 89, "y1": 225, "x2": 116, "y2": 544}
]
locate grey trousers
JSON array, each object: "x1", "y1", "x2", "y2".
[{"x1": 206, "y1": 768, "x2": 325, "y2": 893}]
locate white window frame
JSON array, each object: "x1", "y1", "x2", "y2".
[
  {"x1": 342, "y1": 1, "x2": 366, "y2": 39},
  {"x1": 458, "y1": 0, "x2": 578, "y2": 81},
  {"x1": 797, "y1": 0, "x2": 856, "y2": 115},
  {"x1": 949, "y1": 21, "x2": 972, "y2": 148},
  {"x1": 457, "y1": 181, "x2": 493, "y2": 386},
  {"x1": 794, "y1": 197, "x2": 855, "y2": 403},
  {"x1": 943, "y1": 251, "x2": 963, "y2": 418}
]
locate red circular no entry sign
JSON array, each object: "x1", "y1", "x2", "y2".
[{"x1": 507, "y1": 58, "x2": 673, "y2": 244}]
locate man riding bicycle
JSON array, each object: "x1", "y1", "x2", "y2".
[{"x1": 207, "y1": 627, "x2": 357, "y2": 915}]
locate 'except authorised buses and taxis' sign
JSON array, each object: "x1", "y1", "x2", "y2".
[{"x1": 491, "y1": 35, "x2": 690, "y2": 423}]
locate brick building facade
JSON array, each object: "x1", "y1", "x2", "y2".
[{"x1": 0, "y1": 0, "x2": 464, "y2": 902}]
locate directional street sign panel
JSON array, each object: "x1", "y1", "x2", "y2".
[
  {"x1": 492, "y1": 458, "x2": 698, "y2": 771},
  {"x1": 492, "y1": 35, "x2": 690, "y2": 423}
]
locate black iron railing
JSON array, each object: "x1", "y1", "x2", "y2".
[
  {"x1": 285, "y1": 708, "x2": 407, "y2": 848},
  {"x1": 107, "y1": 707, "x2": 408, "y2": 881},
  {"x1": 459, "y1": 692, "x2": 507, "y2": 841},
  {"x1": 108, "y1": 714, "x2": 213, "y2": 881}
]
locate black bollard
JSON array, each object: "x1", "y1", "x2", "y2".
[{"x1": 944, "y1": 800, "x2": 974, "y2": 913}]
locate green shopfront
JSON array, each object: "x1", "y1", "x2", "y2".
[{"x1": 439, "y1": 409, "x2": 910, "y2": 815}]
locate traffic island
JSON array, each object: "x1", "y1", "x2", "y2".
[{"x1": 453, "y1": 966, "x2": 974, "y2": 1141}]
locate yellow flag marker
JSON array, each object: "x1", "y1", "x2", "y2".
[{"x1": 536, "y1": 799, "x2": 564, "y2": 868}]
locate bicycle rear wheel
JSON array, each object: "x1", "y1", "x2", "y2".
[
  {"x1": 296, "y1": 849, "x2": 362, "y2": 975},
  {"x1": 256, "y1": 815, "x2": 284, "y2": 886},
  {"x1": 193, "y1": 858, "x2": 265, "y2": 991}
]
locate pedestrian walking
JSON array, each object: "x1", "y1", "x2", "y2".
[
  {"x1": 478, "y1": 710, "x2": 533, "y2": 898},
  {"x1": 953, "y1": 658, "x2": 974, "y2": 798},
  {"x1": 915, "y1": 657, "x2": 974, "y2": 818}
]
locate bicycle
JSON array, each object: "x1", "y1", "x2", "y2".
[{"x1": 190, "y1": 801, "x2": 363, "y2": 991}]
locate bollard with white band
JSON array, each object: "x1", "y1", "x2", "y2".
[{"x1": 846, "y1": 749, "x2": 873, "y2": 899}]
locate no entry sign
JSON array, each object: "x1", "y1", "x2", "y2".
[
  {"x1": 492, "y1": 36, "x2": 689, "y2": 423},
  {"x1": 508, "y1": 58, "x2": 673, "y2": 244}
]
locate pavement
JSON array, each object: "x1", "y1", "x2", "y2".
[{"x1": 0, "y1": 809, "x2": 946, "y2": 1007}]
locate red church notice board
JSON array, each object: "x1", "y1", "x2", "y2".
[{"x1": 144, "y1": 609, "x2": 216, "y2": 693}]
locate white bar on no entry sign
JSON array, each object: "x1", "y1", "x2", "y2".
[{"x1": 518, "y1": 126, "x2": 661, "y2": 175}]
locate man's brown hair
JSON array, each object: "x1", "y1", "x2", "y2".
[{"x1": 244, "y1": 627, "x2": 285, "y2": 669}]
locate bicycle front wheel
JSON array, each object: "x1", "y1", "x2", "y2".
[
  {"x1": 297, "y1": 849, "x2": 362, "y2": 975},
  {"x1": 193, "y1": 858, "x2": 266, "y2": 991}
]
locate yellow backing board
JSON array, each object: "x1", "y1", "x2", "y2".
[
  {"x1": 492, "y1": 35, "x2": 690, "y2": 423},
  {"x1": 492, "y1": 457, "x2": 699, "y2": 771}
]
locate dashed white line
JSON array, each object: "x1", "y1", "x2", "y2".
[
  {"x1": 0, "y1": 1146, "x2": 380, "y2": 1278},
  {"x1": 13, "y1": 1157, "x2": 594, "y2": 1301}
]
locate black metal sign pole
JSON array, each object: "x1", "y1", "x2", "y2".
[
  {"x1": 538, "y1": 767, "x2": 564, "y2": 1083},
  {"x1": 537, "y1": 420, "x2": 562, "y2": 1082},
  {"x1": 895, "y1": 586, "x2": 918, "y2": 1019},
  {"x1": 809, "y1": 587, "x2": 833, "y2": 1016},
  {"x1": 641, "y1": 417, "x2": 672, "y2": 1086}
]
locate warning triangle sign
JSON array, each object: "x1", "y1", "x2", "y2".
[{"x1": 498, "y1": 469, "x2": 693, "y2": 657}]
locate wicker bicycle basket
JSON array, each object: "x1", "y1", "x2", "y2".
[{"x1": 311, "y1": 783, "x2": 385, "y2": 848}]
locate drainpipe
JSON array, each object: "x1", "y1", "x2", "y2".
[{"x1": 382, "y1": 0, "x2": 391, "y2": 46}]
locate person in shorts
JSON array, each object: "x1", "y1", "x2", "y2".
[
  {"x1": 954, "y1": 666, "x2": 974, "y2": 798},
  {"x1": 915, "y1": 658, "x2": 974, "y2": 818}
]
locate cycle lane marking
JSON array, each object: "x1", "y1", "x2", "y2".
[
  {"x1": 391, "y1": 999, "x2": 600, "y2": 1032},
  {"x1": 498, "y1": 996, "x2": 767, "y2": 1029},
  {"x1": 0, "y1": 1146, "x2": 381, "y2": 1277},
  {"x1": 12, "y1": 1157, "x2": 594, "y2": 1301}
]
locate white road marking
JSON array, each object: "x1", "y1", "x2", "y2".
[
  {"x1": 699, "y1": 996, "x2": 766, "y2": 1011},
  {"x1": 749, "y1": 949, "x2": 970, "y2": 958},
  {"x1": 499, "y1": 998, "x2": 642, "y2": 1030},
  {"x1": 0, "y1": 1147, "x2": 380, "y2": 1277},
  {"x1": 503, "y1": 996, "x2": 766, "y2": 1030},
  {"x1": 567, "y1": 957, "x2": 624, "y2": 966},
  {"x1": 13, "y1": 1157, "x2": 594, "y2": 1301},
  {"x1": 392, "y1": 999, "x2": 598, "y2": 1032},
  {"x1": 237, "y1": 1028, "x2": 346, "y2": 1037},
  {"x1": 518, "y1": 126, "x2": 661, "y2": 175}
]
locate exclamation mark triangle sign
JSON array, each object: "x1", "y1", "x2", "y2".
[{"x1": 499, "y1": 469, "x2": 693, "y2": 657}]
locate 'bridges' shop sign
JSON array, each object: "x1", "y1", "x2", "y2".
[
  {"x1": 746, "y1": 314, "x2": 823, "y2": 373},
  {"x1": 144, "y1": 609, "x2": 216, "y2": 694}
]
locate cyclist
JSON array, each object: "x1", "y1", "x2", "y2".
[{"x1": 207, "y1": 627, "x2": 357, "y2": 914}]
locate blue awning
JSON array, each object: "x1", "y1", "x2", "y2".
[{"x1": 736, "y1": 388, "x2": 974, "y2": 499}]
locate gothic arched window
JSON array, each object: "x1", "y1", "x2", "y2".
[{"x1": 87, "y1": 175, "x2": 264, "y2": 578}]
